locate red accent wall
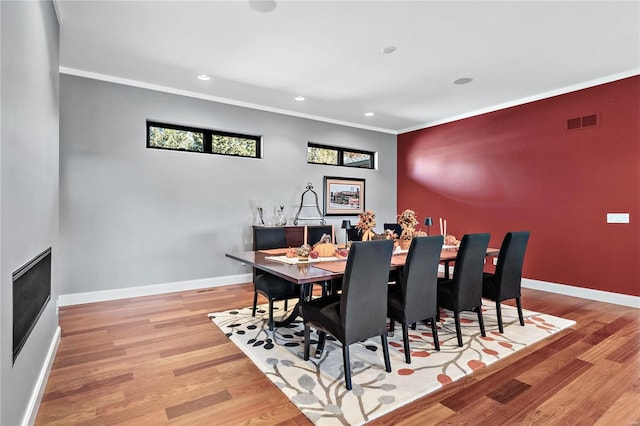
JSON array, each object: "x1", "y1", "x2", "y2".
[{"x1": 397, "y1": 76, "x2": 640, "y2": 297}]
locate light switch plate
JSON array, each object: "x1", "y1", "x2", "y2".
[{"x1": 607, "y1": 213, "x2": 630, "y2": 223}]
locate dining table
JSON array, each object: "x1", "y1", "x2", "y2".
[{"x1": 225, "y1": 244, "x2": 500, "y2": 328}]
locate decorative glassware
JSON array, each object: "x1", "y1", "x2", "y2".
[{"x1": 275, "y1": 205, "x2": 287, "y2": 226}]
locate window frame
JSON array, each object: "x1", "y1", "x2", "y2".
[
  {"x1": 307, "y1": 142, "x2": 375, "y2": 169},
  {"x1": 146, "y1": 120, "x2": 262, "y2": 159}
]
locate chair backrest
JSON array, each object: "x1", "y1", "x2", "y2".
[
  {"x1": 383, "y1": 223, "x2": 402, "y2": 238},
  {"x1": 402, "y1": 235, "x2": 444, "y2": 323},
  {"x1": 340, "y1": 239, "x2": 394, "y2": 344},
  {"x1": 451, "y1": 233, "x2": 490, "y2": 311},
  {"x1": 254, "y1": 227, "x2": 287, "y2": 250},
  {"x1": 307, "y1": 225, "x2": 333, "y2": 245},
  {"x1": 346, "y1": 228, "x2": 362, "y2": 242},
  {"x1": 494, "y1": 231, "x2": 530, "y2": 300}
]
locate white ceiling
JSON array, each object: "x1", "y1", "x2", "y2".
[{"x1": 55, "y1": 1, "x2": 640, "y2": 134}]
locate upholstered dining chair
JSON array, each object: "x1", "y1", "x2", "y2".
[
  {"x1": 252, "y1": 228, "x2": 298, "y2": 331},
  {"x1": 482, "y1": 231, "x2": 530, "y2": 333},
  {"x1": 383, "y1": 223, "x2": 402, "y2": 239},
  {"x1": 437, "y1": 233, "x2": 490, "y2": 347},
  {"x1": 302, "y1": 239, "x2": 394, "y2": 390},
  {"x1": 346, "y1": 227, "x2": 362, "y2": 242},
  {"x1": 388, "y1": 235, "x2": 444, "y2": 363},
  {"x1": 306, "y1": 225, "x2": 334, "y2": 246}
]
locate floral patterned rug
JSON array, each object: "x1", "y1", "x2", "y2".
[{"x1": 209, "y1": 301, "x2": 574, "y2": 425}]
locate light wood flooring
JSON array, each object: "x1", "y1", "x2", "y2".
[{"x1": 35, "y1": 284, "x2": 639, "y2": 425}]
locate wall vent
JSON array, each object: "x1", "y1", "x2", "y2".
[{"x1": 567, "y1": 113, "x2": 599, "y2": 130}]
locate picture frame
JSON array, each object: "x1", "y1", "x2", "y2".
[{"x1": 323, "y1": 176, "x2": 365, "y2": 216}]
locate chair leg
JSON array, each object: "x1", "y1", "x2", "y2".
[
  {"x1": 389, "y1": 319, "x2": 395, "y2": 335},
  {"x1": 284, "y1": 299, "x2": 288, "y2": 311},
  {"x1": 342, "y1": 344, "x2": 352, "y2": 390},
  {"x1": 252, "y1": 291, "x2": 258, "y2": 317},
  {"x1": 430, "y1": 318, "x2": 440, "y2": 351},
  {"x1": 495, "y1": 300, "x2": 504, "y2": 333},
  {"x1": 381, "y1": 334, "x2": 392, "y2": 373},
  {"x1": 401, "y1": 323, "x2": 411, "y2": 364},
  {"x1": 411, "y1": 322, "x2": 417, "y2": 330},
  {"x1": 454, "y1": 311, "x2": 463, "y2": 347},
  {"x1": 268, "y1": 299, "x2": 275, "y2": 331},
  {"x1": 516, "y1": 298, "x2": 525, "y2": 326},
  {"x1": 477, "y1": 306, "x2": 486, "y2": 337},
  {"x1": 316, "y1": 331, "x2": 327, "y2": 357},
  {"x1": 303, "y1": 325, "x2": 311, "y2": 361}
]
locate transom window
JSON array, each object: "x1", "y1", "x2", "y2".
[
  {"x1": 307, "y1": 143, "x2": 375, "y2": 169},
  {"x1": 147, "y1": 121, "x2": 261, "y2": 158}
]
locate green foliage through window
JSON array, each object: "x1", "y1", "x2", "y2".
[
  {"x1": 147, "y1": 121, "x2": 260, "y2": 158},
  {"x1": 307, "y1": 143, "x2": 374, "y2": 169}
]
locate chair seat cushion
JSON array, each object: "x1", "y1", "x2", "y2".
[
  {"x1": 301, "y1": 294, "x2": 344, "y2": 342},
  {"x1": 437, "y1": 278, "x2": 457, "y2": 311},
  {"x1": 482, "y1": 272, "x2": 498, "y2": 299},
  {"x1": 387, "y1": 284, "x2": 405, "y2": 321},
  {"x1": 255, "y1": 273, "x2": 298, "y2": 300}
]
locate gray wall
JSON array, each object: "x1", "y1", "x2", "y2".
[
  {"x1": 1, "y1": 1, "x2": 60, "y2": 424},
  {"x1": 59, "y1": 75, "x2": 396, "y2": 295}
]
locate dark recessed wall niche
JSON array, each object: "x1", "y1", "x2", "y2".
[{"x1": 13, "y1": 247, "x2": 52, "y2": 364}]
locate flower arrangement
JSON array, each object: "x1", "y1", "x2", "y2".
[
  {"x1": 397, "y1": 209, "x2": 419, "y2": 239},
  {"x1": 355, "y1": 209, "x2": 377, "y2": 241}
]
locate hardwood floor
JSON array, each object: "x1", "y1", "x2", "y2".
[{"x1": 36, "y1": 284, "x2": 639, "y2": 425}]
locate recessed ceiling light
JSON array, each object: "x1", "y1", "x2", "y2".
[
  {"x1": 364, "y1": 112, "x2": 374, "y2": 117},
  {"x1": 197, "y1": 74, "x2": 210, "y2": 81},
  {"x1": 294, "y1": 96, "x2": 305, "y2": 101},
  {"x1": 249, "y1": 0, "x2": 276, "y2": 13},
  {"x1": 454, "y1": 77, "x2": 473, "y2": 85},
  {"x1": 381, "y1": 46, "x2": 396, "y2": 55}
]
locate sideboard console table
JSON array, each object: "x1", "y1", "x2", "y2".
[{"x1": 252, "y1": 225, "x2": 335, "y2": 249}]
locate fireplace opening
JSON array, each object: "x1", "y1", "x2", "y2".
[{"x1": 13, "y1": 247, "x2": 51, "y2": 364}]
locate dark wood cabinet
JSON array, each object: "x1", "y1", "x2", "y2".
[{"x1": 252, "y1": 225, "x2": 335, "y2": 249}]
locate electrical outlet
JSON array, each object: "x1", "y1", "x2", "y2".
[{"x1": 607, "y1": 213, "x2": 629, "y2": 223}]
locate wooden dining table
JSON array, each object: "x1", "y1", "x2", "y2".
[{"x1": 225, "y1": 245, "x2": 499, "y2": 327}]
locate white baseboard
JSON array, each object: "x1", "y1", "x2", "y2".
[
  {"x1": 57, "y1": 273, "x2": 252, "y2": 307},
  {"x1": 522, "y1": 278, "x2": 639, "y2": 308},
  {"x1": 57, "y1": 273, "x2": 638, "y2": 310},
  {"x1": 23, "y1": 326, "x2": 61, "y2": 426}
]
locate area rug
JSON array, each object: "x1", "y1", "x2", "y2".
[{"x1": 209, "y1": 301, "x2": 574, "y2": 425}]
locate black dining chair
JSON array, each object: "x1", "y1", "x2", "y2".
[
  {"x1": 482, "y1": 231, "x2": 530, "y2": 333},
  {"x1": 346, "y1": 227, "x2": 362, "y2": 242},
  {"x1": 302, "y1": 239, "x2": 394, "y2": 390},
  {"x1": 383, "y1": 223, "x2": 402, "y2": 239},
  {"x1": 388, "y1": 235, "x2": 444, "y2": 363},
  {"x1": 437, "y1": 233, "x2": 490, "y2": 347},
  {"x1": 306, "y1": 225, "x2": 334, "y2": 246},
  {"x1": 252, "y1": 228, "x2": 299, "y2": 331}
]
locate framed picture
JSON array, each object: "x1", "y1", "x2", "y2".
[{"x1": 323, "y1": 176, "x2": 365, "y2": 216}]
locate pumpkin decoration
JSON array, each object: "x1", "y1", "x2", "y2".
[
  {"x1": 297, "y1": 244, "x2": 311, "y2": 261},
  {"x1": 314, "y1": 242, "x2": 335, "y2": 257},
  {"x1": 445, "y1": 234, "x2": 461, "y2": 246},
  {"x1": 314, "y1": 233, "x2": 335, "y2": 257},
  {"x1": 285, "y1": 247, "x2": 297, "y2": 258}
]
